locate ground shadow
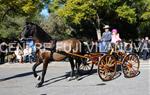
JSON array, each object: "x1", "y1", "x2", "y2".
[
  {"x1": 0, "y1": 63, "x2": 5, "y2": 65},
  {"x1": 0, "y1": 70, "x2": 42, "y2": 82},
  {"x1": 42, "y1": 70, "x2": 108, "y2": 87},
  {"x1": 96, "y1": 83, "x2": 107, "y2": 86},
  {"x1": 43, "y1": 64, "x2": 141, "y2": 87},
  {"x1": 77, "y1": 69, "x2": 97, "y2": 81},
  {"x1": 42, "y1": 69, "x2": 98, "y2": 87},
  {"x1": 42, "y1": 73, "x2": 70, "y2": 87}
]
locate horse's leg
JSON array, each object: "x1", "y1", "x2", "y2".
[
  {"x1": 36, "y1": 59, "x2": 49, "y2": 88},
  {"x1": 68, "y1": 57, "x2": 75, "y2": 81},
  {"x1": 32, "y1": 58, "x2": 42, "y2": 80},
  {"x1": 75, "y1": 58, "x2": 81, "y2": 80}
]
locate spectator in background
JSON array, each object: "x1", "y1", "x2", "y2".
[
  {"x1": 26, "y1": 38, "x2": 36, "y2": 62},
  {"x1": 143, "y1": 37, "x2": 150, "y2": 60},
  {"x1": 0, "y1": 42, "x2": 7, "y2": 64},
  {"x1": 14, "y1": 44, "x2": 23, "y2": 63},
  {"x1": 139, "y1": 38, "x2": 145, "y2": 58},
  {"x1": 23, "y1": 45, "x2": 32, "y2": 63},
  {"x1": 139, "y1": 37, "x2": 150, "y2": 60}
]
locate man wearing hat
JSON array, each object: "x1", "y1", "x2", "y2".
[{"x1": 99, "y1": 25, "x2": 112, "y2": 52}]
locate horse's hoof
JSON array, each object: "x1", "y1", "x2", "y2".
[
  {"x1": 67, "y1": 77, "x2": 73, "y2": 81},
  {"x1": 75, "y1": 76, "x2": 80, "y2": 81},
  {"x1": 36, "y1": 83, "x2": 43, "y2": 88},
  {"x1": 36, "y1": 76, "x2": 41, "y2": 81}
]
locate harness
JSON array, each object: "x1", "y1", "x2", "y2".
[
  {"x1": 45, "y1": 40, "x2": 57, "y2": 52},
  {"x1": 49, "y1": 40, "x2": 57, "y2": 61},
  {"x1": 35, "y1": 40, "x2": 57, "y2": 61},
  {"x1": 44, "y1": 40, "x2": 57, "y2": 61}
]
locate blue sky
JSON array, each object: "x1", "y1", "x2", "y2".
[{"x1": 40, "y1": 7, "x2": 49, "y2": 18}]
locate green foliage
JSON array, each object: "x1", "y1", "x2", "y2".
[
  {"x1": 54, "y1": 0, "x2": 150, "y2": 25},
  {"x1": 0, "y1": 16, "x2": 26, "y2": 39},
  {"x1": 139, "y1": 21, "x2": 150, "y2": 37},
  {"x1": 57, "y1": 0, "x2": 120, "y2": 25},
  {"x1": 0, "y1": 0, "x2": 45, "y2": 21},
  {"x1": 40, "y1": 13, "x2": 72, "y2": 40},
  {"x1": 49, "y1": 0, "x2": 60, "y2": 12},
  {"x1": 0, "y1": 0, "x2": 150, "y2": 40},
  {"x1": 48, "y1": 0, "x2": 67, "y2": 12},
  {"x1": 141, "y1": 12, "x2": 150, "y2": 20},
  {"x1": 0, "y1": 0, "x2": 46, "y2": 39},
  {"x1": 0, "y1": 14, "x2": 44, "y2": 39},
  {"x1": 48, "y1": 0, "x2": 150, "y2": 39},
  {"x1": 58, "y1": 0, "x2": 96, "y2": 24},
  {"x1": 116, "y1": 4, "x2": 136, "y2": 23}
]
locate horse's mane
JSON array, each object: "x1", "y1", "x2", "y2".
[{"x1": 26, "y1": 22, "x2": 52, "y2": 42}]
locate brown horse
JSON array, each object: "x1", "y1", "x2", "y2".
[{"x1": 20, "y1": 22, "x2": 83, "y2": 87}]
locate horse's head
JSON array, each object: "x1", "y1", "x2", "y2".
[
  {"x1": 20, "y1": 22, "x2": 52, "y2": 42},
  {"x1": 20, "y1": 22, "x2": 36, "y2": 40}
]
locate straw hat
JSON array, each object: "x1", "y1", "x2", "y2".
[{"x1": 103, "y1": 25, "x2": 110, "y2": 29}]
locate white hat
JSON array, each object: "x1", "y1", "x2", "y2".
[{"x1": 103, "y1": 25, "x2": 110, "y2": 29}]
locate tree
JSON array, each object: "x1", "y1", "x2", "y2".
[
  {"x1": 40, "y1": 13, "x2": 72, "y2": 40},
  {"x1": 0, "y1": 0, "x2": 47, "y2": 21},
  {"x1": 0, "y1": 0, "x2": 47, "y2": 39},
  {"x1": 115, "y1": 0, "x2": 150, "y2": 33},
  {"x1": 0, "y1": 16, "x2": 26, "y2": 39},
  {"x1": 57, "y1": 0, "x2": 119, "y2": 40},
  {"x1": 48, "y1": 0, "x2": 150, "y2": 40}
]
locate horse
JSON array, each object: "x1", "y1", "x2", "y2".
[{"x1": 20, "y1": 22, "x2": 84, "y2": 87}]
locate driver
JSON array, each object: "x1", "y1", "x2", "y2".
[{"x1": 99, "y1": 25, "x2": 112, "y2": 52}]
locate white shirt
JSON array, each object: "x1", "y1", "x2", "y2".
[{"x1": 23, "y1": 47, "x2": 32, "y2": 56}]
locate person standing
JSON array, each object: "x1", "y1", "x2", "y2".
[
  {"x1": 99, "y1": 25, "x2": 112, "y2": 52},
  {"x1": 142, "y1": 37, "x2": 150, "y2": 60},
  {"x1": 26, "y1": 37, "x2": 36, "y2": 62},
  {"x1": 0, "y1": 41, "x2": 7, "y2": 64},
  {"x1": 23, "y1": 45, "x2": 32, "y2": 63},
  {"x1": 14, "y1": 44, "x2": 23, "y2": 63}
]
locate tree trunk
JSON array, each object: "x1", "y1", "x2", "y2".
[
  {"x1": 96, "y1": 28, "x2": 101, "y2": 41},
  {"x1": 96, "y1": 13, "x2": 102, "y2": 41}
]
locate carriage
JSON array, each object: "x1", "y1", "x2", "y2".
[{"x1": 66, "y1": 42, "x2": 140, "y2": 81}]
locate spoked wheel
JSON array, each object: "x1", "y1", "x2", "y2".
[
  {"x1": 122, "y1": 53, "x2": 140, "y2": 78},
  {"x1": 98, "y1": 55, "x2": 117, "y2": 81},
  {"x1": 78, "y1": 58, "x2": 94, "y2": 75}
]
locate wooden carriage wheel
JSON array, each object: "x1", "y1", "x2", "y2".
[
  {"x1": 78, "y1": 58, "x2": 94, "y2": 75},
  {"x1": 122, "y1": 53, "x2": 140, "y2": 78},
  {"x1": 98, "y1": 55, "x2": 117, "y2": 81}
]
